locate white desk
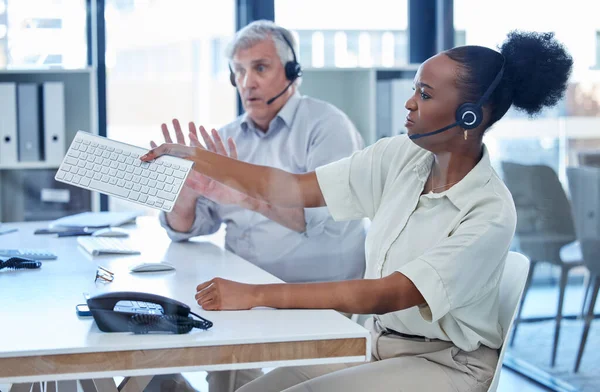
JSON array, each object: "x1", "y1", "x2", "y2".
[{"x1": 0, "y1": 217, "x2": 370, "y2": 388}]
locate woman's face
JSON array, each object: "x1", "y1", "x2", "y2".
[{"x1": 404, "y1": 54, "x2": 464, "y2": 150}]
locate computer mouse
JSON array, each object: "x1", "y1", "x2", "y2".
[
  {"x1": 92, "y1": 227, "x2": 130, "y2": 238},
  {"x1": 129, "y1": 262, "x2": 175, "y2": 273}
]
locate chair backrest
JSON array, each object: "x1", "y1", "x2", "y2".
[
  {"x1": 501, "y1": 161, "x2": 576, "y2": 262},
  {"x1": 488, "y1": 251, "x2": 530, "y2": 392},
  {"x1": 566, "y1": 166, "x2": 600, "y2": 275}
]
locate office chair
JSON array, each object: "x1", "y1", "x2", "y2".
[
  {"x1": 501, "y1": 162, "x2": 583, "y2": 367},
  {"x1": 487, "y1": 251, "x2": 530, "y2": 392},
  {"x1": 566, "y1": 166, "x2": 600, "y2": 372}
]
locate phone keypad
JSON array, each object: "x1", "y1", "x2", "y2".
[{"x1": 114, "y1": 300, "x2": 164, "y2": 315}]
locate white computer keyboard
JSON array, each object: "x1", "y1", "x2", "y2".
[
  {"x1": 55, "y1": 131, "x2": 193, "y2": 212},
  {"x1": 77, "y1": 236, "x2": 141, "y2": 256}
]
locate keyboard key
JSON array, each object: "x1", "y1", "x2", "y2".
[
  {"x1": 157, "y1": 190, "x2": 176, "y2": 201},
  {"x1": 89, "y1": 179, "x2": 130, "y2": 198}
]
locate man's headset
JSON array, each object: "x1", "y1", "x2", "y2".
[
  {"x1": 409, "y1": 57, "x2": 505, "y2": 140},
  {"x1": 229, "y1": 30, "x2": 302, "y2": 105}
]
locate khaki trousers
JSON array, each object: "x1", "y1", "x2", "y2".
[
  {"x1": 238, "y1": 317, "x2": 498, "y2": 392},
  {"x1": 145, "y1": 369, "x2": 263, "y2": 392}
]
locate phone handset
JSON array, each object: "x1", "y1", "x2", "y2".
[{"x1": 87, "y1": 291, "x2": 213, "y2": 334}]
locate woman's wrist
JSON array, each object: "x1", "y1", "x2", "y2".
[{"x1": 251, "y1": 284, "x2": 266, "y2": 308}]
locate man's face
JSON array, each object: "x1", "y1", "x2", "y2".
[{"x1": 231, "y1": 37, "x2": 292, "y2": 128}]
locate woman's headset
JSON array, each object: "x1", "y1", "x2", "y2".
[{"x1": 409, "y1": 57, "x2": 505, "y2": 140}]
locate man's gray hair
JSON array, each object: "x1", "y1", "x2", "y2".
[{"x1": 226, "y1": 20, "x2": 299, "y2": 72}]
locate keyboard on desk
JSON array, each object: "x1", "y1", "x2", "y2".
[
  {"x1": 77, "y1": 236, "x2": 141, "y2": 256},
  {"x1": 55, "y1": 131, "x2": 194, "y2": 212}
]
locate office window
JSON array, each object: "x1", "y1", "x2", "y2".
[
  {"x1": 456, "y1": 0, "x2": 600, "y2": 173},
  {"x1": 105, "y1": 0, "x2": 236, "y2": 214},
  {"x1": 0, "y1": 0, "x2": 87, "y2": 69},
  {"x1": 456, "y1": 0, "x2": 600, "y2": 388},
  {"x1": 275, "y1": 0, "x2": 409, "y2": 68}
]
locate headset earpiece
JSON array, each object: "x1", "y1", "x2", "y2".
[
  {"x1": 284, "y1": 61, "x2": 302, "y2": 82},
  {"x1": 455, "y1": 103, "x2": 482, "y2": 130}
]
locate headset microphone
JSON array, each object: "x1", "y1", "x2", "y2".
[
  {"x1": 266, "y1": 80, "x2": 295, "y2": 105},
  {"x1": 408, "y1": 56, "x2": 505, "y2": 140},
  {"x1": 408, "y1": 121, "x2": 460, "y2": 140}
]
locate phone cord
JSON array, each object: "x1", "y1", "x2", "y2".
[
  {"x1": 0, "y1": 258, "x2": 42, "y2": 271},
  {"x1": 128, "y1": 314, "x2": 212, "y2": 334}
]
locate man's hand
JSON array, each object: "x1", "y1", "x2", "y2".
[
  {"x1": 152, "y1": 119, "x2": 251, "y2": 206},
  {"x1": 195, "y1": 278, "x2": 258, "y2": 310}
]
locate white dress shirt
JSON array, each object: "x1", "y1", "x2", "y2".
[
  {"x1": 316, "y1": 135, "x2": 517, "y2": 351},
  {"x1": 160, "y1": 92, "x2": 366, "y2": 283}
]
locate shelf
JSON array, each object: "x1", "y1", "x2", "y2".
[
  {"x1": 0, "y1": 68, "x2": 94, "y2": 75},
  {"x1": 0, "y1": 162, "x2": 60, "y2": 170},
  {"x1": 300, "y1": 66, "x2": 418, "y2": 145},
  {"x1": 0, "y1": 68, "x2": 98, "y2": 222}
]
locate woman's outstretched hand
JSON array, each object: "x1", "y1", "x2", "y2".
[
  {"x1": 144, "y1": 120, "x2": 252, "y2": 206},
  {"x1": 195, "y1": 278, "x2": 258, "y2": 310}
]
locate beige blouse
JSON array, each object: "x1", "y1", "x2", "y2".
[{"x1": 316, "y1": 135, "x2": 517, "y2": 351}]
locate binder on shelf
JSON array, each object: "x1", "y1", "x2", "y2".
[
  {"x1": 17, "y1": 83, "x2": 43, "y2": 162},
  {"x1": 42, "y1": 82, "x2": 65, "y2": 164},
  {"x1": 0, "y1": 83, "x2": 18, "y2": 165}
]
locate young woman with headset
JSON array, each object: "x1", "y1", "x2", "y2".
[{"x1": 142, "y1": 31, "x2": 573, "y2": 391}]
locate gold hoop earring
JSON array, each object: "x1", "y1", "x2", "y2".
[{"x1": 464, "y1": 130, "x2": 468, "y2": 140}]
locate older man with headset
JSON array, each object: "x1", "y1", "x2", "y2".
[{"x1": 147, "y1": 20, "x2": 366, "y2": 392}]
